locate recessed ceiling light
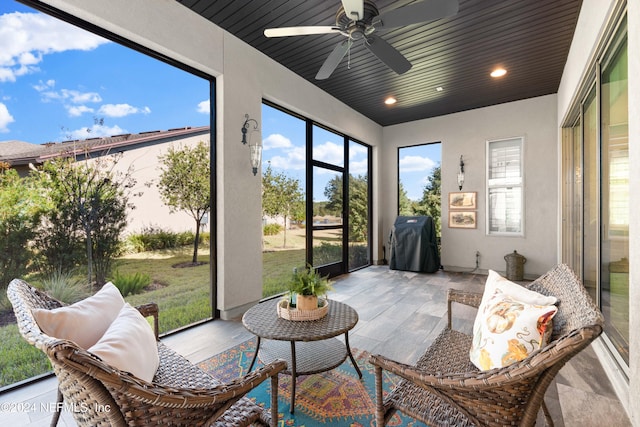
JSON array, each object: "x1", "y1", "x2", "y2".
[
  {"x1": 436, "y1": 87, "x2": 443, "y2": 92},
  {"x1": 385, "y1": 97, "x2": 397, "y2": 105},
  {"x1": 491, "y1": 68, "x2": 507, "y2": 78}
]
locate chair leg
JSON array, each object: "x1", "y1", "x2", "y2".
[
  {"x1": 374, "y1": 366, "x2": 385, "y2": 427},
  {"x1": 50, "y1": 388, "x2": 63, "y2": 427},
  {"x1": 541, "y1": 401, "x2": 554, "y2": 427},
  {"x1": 270, "y1": 374, "x2": 279, "y2": 427}
]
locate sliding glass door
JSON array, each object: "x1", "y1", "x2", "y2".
[{"x1": 561, "y1": 18, "x2": 628, "y2": 368}]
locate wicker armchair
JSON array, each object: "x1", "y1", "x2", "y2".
[
  {"x1": 369, "y1": 263, "x2": 604, "y2": 427},
  {"x1": 7, "y1": 278, "x2": 287, "y2": 427}
]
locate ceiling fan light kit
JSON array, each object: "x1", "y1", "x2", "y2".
[{"x1": 264, "y1": 0, "x2": 459, "y2": 80}]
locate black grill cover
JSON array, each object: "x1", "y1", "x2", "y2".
[{"x1": 389, "y1": 216, "x2": 440, "y2": 273}]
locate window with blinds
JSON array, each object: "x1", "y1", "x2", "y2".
[{"x1": 487, "y1": 137, "x2": 524, "y2": 235}]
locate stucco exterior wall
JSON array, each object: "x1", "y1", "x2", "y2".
[
  {"x1": 109, "y1": 133, "x2": 209, "y2": 235},
  {"x1": 382, "y1": 94, "x2": 558, "y2": 277}
]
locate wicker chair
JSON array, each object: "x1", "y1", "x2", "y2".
[
  {"x1": 7, "y1": 278, "x2": 287, "y2": 427},
  {"x1": 369, "y1": 264, "x2": 604, "y2": 427}
]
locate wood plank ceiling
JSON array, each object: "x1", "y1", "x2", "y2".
[{"x1": 176, "y1": 0, "x2": 583, "y2": 126}]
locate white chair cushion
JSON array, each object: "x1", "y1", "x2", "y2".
[
  {"x1": 88, "y1": 303, "x2": 159, "y2": 382},
  {"x1": 33, "y1": 282, "x2": 125, "y2": 349}
]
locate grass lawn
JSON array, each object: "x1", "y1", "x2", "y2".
[
  {"x1": 0, "y1": 230, "x2": 340, "y2": 388},
  {"x1": 0, "y1": 246, "x2": 212, "y2": 388}
]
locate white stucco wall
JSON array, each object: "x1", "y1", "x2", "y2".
[
  {"x1": 382, "y1": 95, "x2": 558, "y2": 277},
  {"x1": 38, "y1": 0, "x2": 383, "y2": 318},
  {"x1": 112, "y1": 133, "x2": 209, "y2": 235}
]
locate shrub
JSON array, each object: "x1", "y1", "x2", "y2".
[
  {"x1": 312, "y1": 242, "x2": 342, "y2": 266},
  {"x1": 124, "y1": 226, "x2": 204, "y2": 253},
  {"x1": 38, "y1": 270, "x2": 89, "y2": 304},
  {"x1": 110, "y1": 270, "x2": 151, "y2": 297},
  {"x1": 349, "y1": 244, "x2": 370, "y2": 270},
  {"x1": 263, "y1": 223, "x2": 283, "y2": 236},
  {"x1": 0, "y1": 168, "x2": 43, "y2": 289}
]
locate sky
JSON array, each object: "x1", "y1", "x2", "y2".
[
  {"x1": 0, "y1": 0, "x2": 439, "y2": 202},
  {"x1": 0, "y1": 1, "x2": 209, "y2": 145}
]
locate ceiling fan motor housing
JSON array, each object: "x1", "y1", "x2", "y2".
[{"x1": 336, "y1": 0, "x2": 379, "y2": 39}]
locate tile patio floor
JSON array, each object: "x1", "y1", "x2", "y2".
[{"x1": 0, "y1": 265, "x2": 631, "y2": 426}]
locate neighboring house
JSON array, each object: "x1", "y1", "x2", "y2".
[{"x1": 0, "y1": 126, "x2": 211, "y2": 235}]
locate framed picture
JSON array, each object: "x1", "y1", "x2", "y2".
[
  {"x1": 449, "y1": 191, "x2": 477, "y2": 210},
  {"x1": 449, "y1": 211, "x2": 477, "y2": 229}
]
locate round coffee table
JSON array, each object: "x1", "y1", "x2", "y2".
[{"x1": 242, "y1": 298, "x2": 362, "y2": 413}]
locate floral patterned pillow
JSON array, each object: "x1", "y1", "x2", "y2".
[{"x1": 470, "y1": 289, "x2": 558, "y2": 371}]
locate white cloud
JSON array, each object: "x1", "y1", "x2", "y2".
[
  {"x1": 0, "y1": 102, "x2": 15, "y2": 132},
  {"x1": 262, "y1": 133, "x2": 292, "y2": 150},
  {"x1": 197, "y1": 99, "x2": 210, "y2": 114},
  {"x1": 65, "y1": 123, "x2": 125, "y2": 140},
  {"x1": 399, "y1": 154, "x2": 436, "y2": 172},
  {"x1": 98, "y1": 103, "x2": 151, "y2": 117},
  {"x1": 349, "y1": 143, "x2": 367, "y2": 159},
  {"x1": 34, "y1": 81, "x2": 102, "y2": 105},
  {"x1": 66, "y1": 105, "x2": 94, "y2": 117},
  {"x1": 350, "y1": 158, "x2": 368, "y2": 175},
  {"x1": 33, "y1": 79, "x2": 55, "y2": 91},
  {"x1": 313, "y1": 141, "x2": 343, "y2": 164},
  {"x1": 0, "y1": 11, "x2": 109, "y2": 82},
  {"x1": 267, "y1": 146, "x2": 306, "y2": 170}
]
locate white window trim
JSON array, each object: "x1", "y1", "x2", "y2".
[{"x1": 486, "y1": 136, "x2": 525, "y2": 236}]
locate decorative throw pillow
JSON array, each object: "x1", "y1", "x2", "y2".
[
  {"x1": 479, "y1": 270, "x2": 557, "y2": 309},
  {"x1": 33, "y1": 282, "x2": 125, "y2": 349},
  {"x1": 88, "y1": 303, "x2": 159, "y2": 383},
  {"x1": 469, "y1": 270, "x2": 558, "y2": 371}
]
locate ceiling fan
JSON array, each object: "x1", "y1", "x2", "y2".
[{"x1": 264, "y1": 0, "x2": 459, "y2": 80}]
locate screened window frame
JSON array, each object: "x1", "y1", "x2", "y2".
[{"x1": 486, "y1": 136, "x2": 525, "y2": 236}]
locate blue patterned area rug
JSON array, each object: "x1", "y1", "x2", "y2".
[{"x1": 197, "y1": 338, "x2": 427, "y2": 427}]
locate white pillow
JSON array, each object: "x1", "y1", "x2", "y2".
[
  {"x1": 470, "y1": 290, "x2": 557, "y2": 370},
  {"x1": 33, "y1": 282, "x2": 125, "y2": 349},
  {"x1": 480, "y1": 270, "x2": 557, "y2": 307},
  {"x1": 469, "y1": 270, "x2": 558, "y2": 371},
  {"x1": 88, "y1": 303, "x2": 159, "y2": 383}
]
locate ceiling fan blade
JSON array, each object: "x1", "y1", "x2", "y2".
[
  {"x1": 376, "y1": 0, "x2": 459, "y2": 29},
  {"x1": 364, "y1": 35, "x2": 412, "y2": 75},
  {"x1": 264, "y1": 26, "x2": 340, "y2": 38},
  {"x1": 341, "y1": 0, "x2": 364, "y2": 21},
  {"x1": 316, "y1": 39, "x2": 354, "y2": 80}
]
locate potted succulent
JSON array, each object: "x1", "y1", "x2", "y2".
[{"x1": 287, "y1": 266, "x2": 333, "y2": 311}]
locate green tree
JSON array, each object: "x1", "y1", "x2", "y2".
[
  {"x1": 35, "y1": 154, "x2": 134, "y2": 285},
  {"x1": 0, "y1": 166, "x2": 44, "y2": 289},
  {"x1": 348, "y1": 174, "x2": 368, "y2": 242},
  {"x1": 262, "y1": 163, "x2": 304, "y2": 248},
  {"x1": 157, "y1": 141, "x2": 211, "y2": 264},
  {"x1": 398, "y1": 181, "x2": 413, "y2": 215},
  {"x1": 323, "y1": 175, "x2": 343, "y2": 216},
  {"x1": 322, "y1": 174, "x2": 369, "y2": 242},
  {"x1": 414, "y1": 165, "x2": 442, "y2": 236}
]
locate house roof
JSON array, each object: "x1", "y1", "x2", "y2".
[
  {"x1": 0, "y1": 126, "x2": 210, "y2": 166},
  {"x1": 176, "y1": 0, "x2": 582, "y2": 126},
  {"x1": 0, "y1": 141, "x2": 39, "y2": 158}
]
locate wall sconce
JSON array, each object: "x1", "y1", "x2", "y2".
[
  {"x1": 241, "y1": 114, "x2": 261, "y2": 176},
  {"x1": 457, "y1": 155, "x2": 465, "y2": 190}
]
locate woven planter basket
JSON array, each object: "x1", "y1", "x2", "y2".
[{"x1": 277, "y1": 298, "x2": 329, "y2": 321}]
